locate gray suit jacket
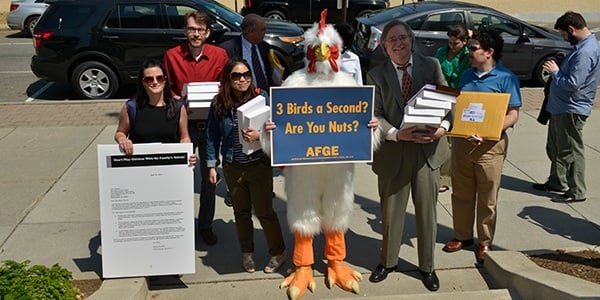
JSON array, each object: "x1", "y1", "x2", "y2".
[{"x1": 367, "y1": 52, "x2": 451, "y2": 178}]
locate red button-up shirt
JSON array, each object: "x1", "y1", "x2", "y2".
[{"x1": 163, "y1": 43, "x2": 229, "y2": 97}]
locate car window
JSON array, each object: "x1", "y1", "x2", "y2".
[
  {"x1": 106, "y1": 4, "x2": 162, "y2": 29},
  {"x1": 163, "y1": 4, "x2": 197, "y2": 29},
  {"x1": 472, "y1": 12, "x2": 521, "y2": 37},
  {"x1": 420, "y1": 12, "x2": 464, "y2": 32},
  {"x1": 523, "y1": 26, "x2": 541, "y2": 38},
  {"x1": 406, "y1": 16, "x2": 425, "y2": 31},
  {"x1": 37, "y1": 5, "x2": 94, "y2": 29},
  {"x1": 201, "y1": 1, "x2": 242, "y2": 27}
]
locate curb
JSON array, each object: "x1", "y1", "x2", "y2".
[
  {"x1": 484, "y1": 250, "x2": 600, "y2": 299},
  {"x1": 327, "y1": 289, "x2": 512, "y2": 299},
  {"x1": 86, "y1": 277, "x2": 147, "y2": 300}
]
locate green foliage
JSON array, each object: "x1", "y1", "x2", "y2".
[{"x1": 0, "y1": 260, "x2": 80, "y2": 300}]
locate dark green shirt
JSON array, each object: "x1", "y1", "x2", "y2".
[{"x1": 434, "y1": 46, "x2": 470, "y2": 88}]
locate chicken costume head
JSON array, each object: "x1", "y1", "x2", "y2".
[
  {"x1": 273, "y1": 9, "x2": 378, "y2": 300},
  {"x1": 305, "y1": 9, "x2": 341, "y2": 74}
]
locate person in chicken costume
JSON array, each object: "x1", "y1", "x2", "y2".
[{"x1": 262, "y1": 9, "x2": 380, "y2": 300}]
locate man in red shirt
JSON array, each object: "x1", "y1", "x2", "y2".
[{"x1": 163, "y1": 11, "x2": 229, "y2": 246}]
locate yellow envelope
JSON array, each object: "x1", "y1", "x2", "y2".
[{"x1": 447, "y1": 91, "x2": 510, "y2": 141}]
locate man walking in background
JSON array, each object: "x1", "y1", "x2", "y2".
[{"x1": 532, "y1": 11, "x2": 600, "y2": 203}]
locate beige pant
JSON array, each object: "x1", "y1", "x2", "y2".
[{"x1": 450, "y1": 134, "x2": 508, "y2": 246}]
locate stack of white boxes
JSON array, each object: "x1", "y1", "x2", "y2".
[
  {"x1": 182, "y1": 82, "x2": 220, "y2": 120},
  {"x1": 400, "y1": 84, "x2": 459, "y2": 131},
  {"x1": 236, "y1": 95, "x2": 270, "y2": 154}
]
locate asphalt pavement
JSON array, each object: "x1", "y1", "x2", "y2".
[{"x1": 0, "y1": 87, "x2": 599, "y2": 299}]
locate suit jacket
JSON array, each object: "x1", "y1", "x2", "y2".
[
  {"x1": 219, "y1": 36, "x2": 274, "y2": 88},
  {"x1": 367, "y1": 52, "x2": 451, "y2": 178}
]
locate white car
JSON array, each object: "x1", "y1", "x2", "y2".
[{"x1": 7, "y1": 0, "x2": 49, "y2": 36}]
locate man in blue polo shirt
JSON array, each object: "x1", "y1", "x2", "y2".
[
  {"x1": 443, "y1": 29, "x2": 521, "y2": 263},
  {"x1": 532, "y1": 11, "x2": 600, "y2": 203}
]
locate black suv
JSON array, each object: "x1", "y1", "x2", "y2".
[
  {"x1": 241, "y1": 0, "x2": 389, "y2": 26},
  {"x1": 31, "y1": 0, "x2": 305, "y2": 99}
]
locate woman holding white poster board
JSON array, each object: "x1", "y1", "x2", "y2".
[
  {"x1": 206, "y1": 58, "x2": 286, "y2": 274},
  {"x1": 115, "y1": 59, "x2": 196, "y2": 166}
]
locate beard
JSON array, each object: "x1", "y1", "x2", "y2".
[{"x1": 567, "y1": 32, "x2": 578, "y2": 46}]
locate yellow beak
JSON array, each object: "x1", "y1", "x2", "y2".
[{"x1": 315, "y1": 42, "x2": 330, "y2": 62}]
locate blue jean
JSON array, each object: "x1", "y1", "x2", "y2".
[{"x1": 190, "y1": 122, "x2": 216, "y2": 230}]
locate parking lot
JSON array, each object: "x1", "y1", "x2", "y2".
[{"x1": 0, "y1": 0, "x2": 598, "y2": 103}]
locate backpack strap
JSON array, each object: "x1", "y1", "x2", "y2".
[
  {"x1": 175, "y1": 99, "x2": 183, "y2": 124},
  {"x1": 125, "y1": 98, "x2": 137, "y2": 129}
]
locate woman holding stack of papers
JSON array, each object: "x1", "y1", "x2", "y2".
[{"x1": 206, "y1": 57, "x2": 286, "y2": 274}]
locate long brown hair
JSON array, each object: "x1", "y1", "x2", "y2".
[{"x1": 213, "y1": 58, "x2": 259, "y2": 120}]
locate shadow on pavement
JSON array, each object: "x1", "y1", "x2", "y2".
[{"x1": 517, "y1": 206, "x2": 600, "y2": 246}]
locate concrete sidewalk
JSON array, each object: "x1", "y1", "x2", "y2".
[{"x1": 0, "y1": 88, "x2": 598, "y2": 299}]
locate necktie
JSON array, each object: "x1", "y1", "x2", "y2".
[
  {"x1": 398, "y1": 63, "x2": 412, "y2": 104},
  {"x1": 251, "y1": 45, "x2": 268, "y2": 91}
]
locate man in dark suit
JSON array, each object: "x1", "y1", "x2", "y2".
[
  {"x1": 219, "y1": 14, "x2": 276, "y2": 91},
  {"x1": 366, "y1": 20, "x2": 450, "y2": 292}
]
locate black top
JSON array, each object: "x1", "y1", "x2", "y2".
[{"x1": 129, "y1": 104, "x2": 179, "y2": 143}]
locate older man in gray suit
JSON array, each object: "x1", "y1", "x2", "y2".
[{"x1": 366, "y1": 20, "x2": 450, "y2": 292}]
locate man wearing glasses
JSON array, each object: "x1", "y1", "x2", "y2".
[
  {"x1": 443, "y1": 30, "x2": 521, "y2": 264},
  {"x1": 163, "y1": 11, "x2": 229, "y2": 246},
  {"x1": 366, "y1": 20, "x2": 448, "y2": 292}
]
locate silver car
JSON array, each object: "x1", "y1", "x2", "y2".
[
  {"x1": 353, "y1": 1, "x2": 573, "y2": 86},
  {"x1": 7, "y1": 0, "x2": 49, "y2": 36}
]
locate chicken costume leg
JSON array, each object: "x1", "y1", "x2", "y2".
[{"x1": 262, "y1": 10, "x2": 380, "y2": 299}]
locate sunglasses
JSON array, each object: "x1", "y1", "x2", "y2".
[
  {"x1": 231, "y1": 71, "x2": 252, "y2": 81},
  {"x1": 142, "y1": 75, "x2": 166, "y2": 84},
  {"x1": 468, "y1": 46, "x2": 483, "y2": 52}
]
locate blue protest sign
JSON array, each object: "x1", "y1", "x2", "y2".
[{"x1": 270, "y1": 86, "x2": 374, "y2": 166}]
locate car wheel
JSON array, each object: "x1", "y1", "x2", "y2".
[
  {"x1": 533, "y1": 58, "x2": 552, "y2": 87},
  {"x1": 72, "y1": 61, "x2": 119, "y2": 99},
  {"x1": 25, "y1": 15, "x2": 40, "y2": 37},
  {"x1": 264, "y1": 9, "x2": 286, "y2": 20}
]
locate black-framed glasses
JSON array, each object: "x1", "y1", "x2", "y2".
[
  {"x1": 185, "y1": 26, "x2": 207, "y2": 34},
  {"x1": 468, "y1": 46, "x2": 483, "y2": 52},
  {"x1": 231, "y1": 71, "x2": 252, "y2": 81},
  {"x1": 142, "y1": 75, "x2": 166, "y2": 84}
]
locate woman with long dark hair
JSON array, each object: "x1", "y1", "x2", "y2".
[
  {"x1": 114, "y1": 59, "x2": 194, "y2": 161},
  {"x1": 206, "y1": 57, "x2": 286, "y2": 273}
]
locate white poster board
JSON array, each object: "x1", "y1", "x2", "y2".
[{"x1": 97, "y1": 143, "x2": 195, "y2": 278}]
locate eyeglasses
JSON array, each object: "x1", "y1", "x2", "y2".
[
  {"x1": 384, "y1": 35, "x2": 410, "y2": 43},
  {"x1": 185, "y1": 26, "x2": 207, "y2": 34},
  {"x1": 230, "y1": 71, "x2": 252, "y2": 81},
  {"x1": 468, "y1": 46, "x2": 483, "y2": 52},
  {"x1": 142, "y1": 75, "x2": 166, "y2": 84}
]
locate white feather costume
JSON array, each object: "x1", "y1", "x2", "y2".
[
  {"x1": 282, "y1": 62, "x2": 359, "y2": 235},
  {"x1": 261, "y1": 9, "x2": 380, "y2": 300}
]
